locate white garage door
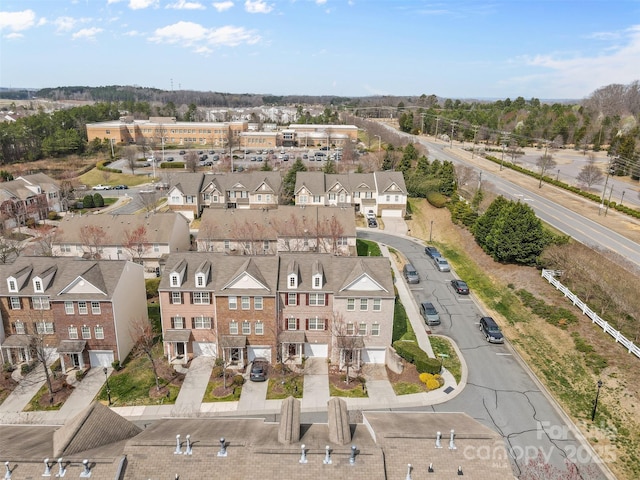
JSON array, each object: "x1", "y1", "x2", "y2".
[
  {"x1": 362, "y1": 348, "x2": 386, "y2": 364},
  {"x1": 248, "y1": 346, "x2": 272, "y2": 363},
  {"x1": 193, "y1": 342, "x2": 216, "y2": 357},
  {"x1": 304, "y1": 343, "x2": 328, "y2": 358},
  {"x1": 89, "y1": 350, "x2": 114, "y2": 367},
  {"x1": 381, "y1": 209, "x2": 403, "y2": 217}
]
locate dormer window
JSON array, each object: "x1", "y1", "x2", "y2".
[
  {"x1": 33, "y1": 278, "x2": 43, "y2": 293},
  {"x1": 312, "y1": 274, "x2": 322, "y2": 289},
  {"x1": 170, "y1": 273, "x2": 180, "y2": 287},
  {"x1": 7, "y1": 278, "x2": 17, "y2": 293},
  {"x1": 195, "y1": 273, "x2": 206, "y2": 288},
  {"x1": 288, "y1": 274, "x2": 298, "y2": 289}
]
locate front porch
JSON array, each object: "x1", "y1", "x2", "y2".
[
  {"x1": 164, "y1": 329, "x2": 192, "y2": 365},
  {"x1": 278, "y1": 331, "x2": 305, "y2": 365}
]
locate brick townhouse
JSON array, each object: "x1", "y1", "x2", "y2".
[{"x1": 0, "y1": 256, "x2": 147, "y2": 371}]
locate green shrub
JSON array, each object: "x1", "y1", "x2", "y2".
[
  {"x1": 75, "y1": 369, "x2": 86, "y2": 381},
  {"x1": 3, "y1": 362, "x2": 15, "y2": 373},
  {"x1": 426, "y1": 191, "x2": 448, "y2": 208},
  {"x1": 145, "y1": 278, "x2": 160, "y2": 298},
  {"x1": 47, "y1": 211, "x2": 60, "y2": 221},
  {"x1": 211, "y1": 366, "x2": 223, "y2": 378},
  {"x1": 232, "y1": 374, "x2": 245, "y2": 386},
  {"x1": 392, "y1": 298, "x2": 409, "y2": 342},
  {"x1": 21, "y1": 362, "x2": 36, "y2": 375},
  {"x1": 392, "y1": 340, "x2": 441, "y2": 374},
  {"x1": 93, "y1": 193, "x2": 105, "y2": 207},
  {"x1": 161, "y1": 162, "x2": 185, "y2": 169},
  {"x1": 97, "y1": 160, "x2": 122, "y2": 174},
  {"x1": 111, "y1": 361, "x2": 121, "y2": 371},
  {"x1": 83, "y1": 194, "x2": 95, "y2": 209}
]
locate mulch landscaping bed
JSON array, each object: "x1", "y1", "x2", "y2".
[
  {"x1": 32, "y1": 375, "x2": 74, "y2": 410},
  {"x1": 386, "y1": 361, "x2": 426, "y2": 387},
  {"x1": 148, "y1": 361, "x2": 185, "y2": 399}
]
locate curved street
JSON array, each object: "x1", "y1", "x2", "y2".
[{"x1": 358, "y1": 230, "x2": 612, "y2": 479}]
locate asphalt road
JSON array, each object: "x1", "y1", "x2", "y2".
[
  {"x1": 417, "y1": 137, "x2": 640, "y2": 270},
  {"x1": 358, "y1": 230, "x2": 612, "y2": 479}
]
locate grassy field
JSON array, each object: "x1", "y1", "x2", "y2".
[{"x1": 78, "y1": 168, "x2": 157, "y2": 188}]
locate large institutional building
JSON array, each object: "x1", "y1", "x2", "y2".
[{"x1": 86, "y1": 116, "x2": 358, "y2": 150}]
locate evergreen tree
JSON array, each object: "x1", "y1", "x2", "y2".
[
  {"x1": 282, "y1": 158, "x2": 307, "y2": 204},
  {"x1": 381, "y1": 150, "x2": 394, "y2": 170},
  {"x1": 260, "y1": 159, "x2": 273, "y2": 171},
  {"x1": 485, "y1": 201, "x2": 548, "y2": 265},
  {"x1": 323, "y1": 159, "x2": 337, "y2": 174},
  {"x1": 473, "y1": 195, "x2": 509, "y2": 251},
  {"x1": 415, "y1": 156, "x2": 430, "y2": 175}
]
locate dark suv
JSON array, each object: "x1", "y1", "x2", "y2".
[
  {"x1": 403, "y1": 264, "x2": 420, "y2": 284},
  {"x1": 424, "y1": 246, "x2": 441, "y2": 259},
  {"x1": 250, "y1": 357, "x2": 268, "y2": 382},
  {"x1": 479, "y1": 316, "x2": 504, "y2": 343}
]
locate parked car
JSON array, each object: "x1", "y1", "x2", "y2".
[
  {"x1": 179, "y1": 150, "x2": 186, "y2": 155},
  {"x1": 433, "y1": 257, "x2": 450, "y2": 272},
  {"x1": 92, "y1": 184, "x2": 111, "y2": 190},
  {"x1": 403, "y1": 264, "x2": 420, "y2": 284},
  {"x1": 479, "y1": 316, "x2": 504, "y2": 343},
  {"x1": 209, "y1": 150, "x2": 215, "y2": 154},
  {"x1": 420, "y1": 301, "x2": 441, "y2": 326},
  {"x1": 250, "y1": 358, "x2": 268, "y2": 382},
  {"x1": 451, "y1": 279, "x2": 470, "y2": 295},
  {"x1": 113, "y1": 184, "x2": 129, "y2": 190},
  {"x1": 424, "y1": 246, "x2": 441, "y2": 259},
  {"x1": 166, "y1": 157, "x2": 175, "y2": 162},
  {"x1": 365, "y1": 211, "x2": 376, "y2": 219},
  {"x1": 368, "y1": 218, "x2": 378, "y2": 228}
]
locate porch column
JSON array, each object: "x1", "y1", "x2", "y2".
[{"x1": 60, "y1": 355, "x2": 66, "y2": 372}]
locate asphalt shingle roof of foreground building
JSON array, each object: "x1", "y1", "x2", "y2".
[{"x1": 0, "y1": 400, "x2": 513, "y2": 479}]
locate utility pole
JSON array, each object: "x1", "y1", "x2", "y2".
[
  {"x1": 604, "y1": 185, "x2": 614, "y2": 216},
  {"x1": 449, "y1": 120, "x2": 457, "y2": 149},
  {"x1": 599, "y1": 155, "x2": 613, "y2": 216},
  {"x1": 471, "y1": 125, "x2": 479, "y2": 158},
  {"x1": 434, "y1": 117, "x2": 440, "y2": 142}
]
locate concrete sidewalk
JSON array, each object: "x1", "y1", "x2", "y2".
[
  {"x1": 58, "y1": 366, "x2": 111, "y2": 420},
  {"x1": 0, "y1": 365, "x2": 47, "y2": 414},
  {"x1": 378, "y1": 243, "x2": 434, "y2": 358}
]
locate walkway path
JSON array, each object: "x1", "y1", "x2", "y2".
[
  {"x1": 0, "y1": 365, "x2": 47, "y2": 414},
  {"x1": 378, "y1": 243, "x2": 435, "y2": 357},
  {"x1": 58, "y1": 367, "x2": 111, "y2": 420}
]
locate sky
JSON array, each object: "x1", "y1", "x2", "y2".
[{"x1": 1, "y1": 0, "x2": 639, "y2": 100}]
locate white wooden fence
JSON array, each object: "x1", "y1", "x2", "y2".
[{"x1": 541, "y1": 269, "x2": 640, "y2": 360}]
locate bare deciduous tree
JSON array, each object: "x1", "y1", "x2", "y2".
[
  {"x1": 0, "y1": 235, "x2": 23, "y2": 263},
  {"x1": 536, "y1": 153, "x2": 557, "y2": 188},
  {"x1": 185, "y1": 151, "x2": 199, "y2": 172},
  {"x1": 33, "y1": 224, "x2": 56, "y2": 256},
  {"x1": 331, "y1": 312, "x2": 362, "y2": 384},
  {"x1": 123, "y1": 145, "x2": 139, "y2": 175},
  {"x1": 122, "y1": 225, "x2": 150, "y2": 263},
  {"x1": 129, "y1": 316, "x2": 161, "y2": 392},
  {"x1": 79, "y1": 225, "x2": 109, "y2": 259},
  {"x1": 576, "y1": 156, "x2": 605, "y2": 189}
]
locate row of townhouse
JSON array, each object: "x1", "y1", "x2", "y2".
[
  {"x1": 294, "y1": 171, "x2": 408, "y2": 217},
  {"x1": 159, "y1": 252, "x2": 395, "y2": 370},
  {"x1": 85, "y1": 117, "x2": 358, "y2": 150},
  {"x1": 51, "y1": 212, "x2": 191, "y2": 277},
  {"x1": 195, "y1": 205, "x2": 357, "y2": 256},
  {"x1": 0, "y1": 173, "x2": 66, "y2": 231},
  {"x1": 166, "y1": 171, "x2": 282, "y2": 219},
  {"x1": 0, "y1": 256, "x2": 147, "y2": 372},
  {"x1": 165, "y1": 170, "x2": 407, "y2": 219}
]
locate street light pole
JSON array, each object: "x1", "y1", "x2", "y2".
[
  {"x1": 103, "y1": 367, "x2": 112, "y2": 406},
  {"x1": 374, "y1": 135, "x2": 381, "y2": 152},
  {"x1": 500, "y1": 144, "x2": 506, "y2": 171},
  {"x1": 591, "y1": 380, "x2": 603, "y2": 421},
  {"x1": 429, "y1": 220, "x2": 434, "y2": 242}
]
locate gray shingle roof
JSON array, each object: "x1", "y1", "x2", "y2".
[
  {"x1": 54, "y1": 212, "x2": 187, "y2": 246},
  {"x1": 0, "y1": 256, "x2": 127, "y2": 300}
]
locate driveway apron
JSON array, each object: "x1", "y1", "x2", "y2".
[{"x1": 301, "y1": 358, "x2": 329, "y2": 411}]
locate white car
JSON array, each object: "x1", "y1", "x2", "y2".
[
  {"x1": 434, "y1": 257, "x2": 451, "y2": 272},
  {"x1": 365, "y1": 211, "x2": 376, "y2": 219},
  {"x1": 92, "y1": 184, "x2": 111, "y2": 190}
]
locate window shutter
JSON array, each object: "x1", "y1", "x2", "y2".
[
  {"x1": 191, "y1": 317, "x2": 195, "y2": 329},
  {"x1": 285, "y1": 294, "x2": 289, "y2": 306},
  {"x1": 190, "y1": 293, "x2": 193, "y2": 304},
  {"x1": 324, "y1": 319, "x2": 328, "y2": 331},
  {"x1": 171, "y1": 318, "x2": 175, "y2": 329},
  {"x1": 306, "y1": 294, "x2": 309, "y2": 306},
  {"x1": 325, "y1": 293, "x2": 329, "y2": 305},
  {"x1": 297, "y1": 318, "x2": 300, "y2": 330},
  {"x1": 305, "y1": 318, "x2": 309, "y2": 330}
]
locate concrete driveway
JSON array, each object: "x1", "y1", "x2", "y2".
[{"x1": 380, "y1": 216, "x2": 408, "y2": 235}]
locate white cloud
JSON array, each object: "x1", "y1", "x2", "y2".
[
  {"x1": 150, "y1": 20, "x2": 260, "y2": 49},
  {"x1": 245, "y1": 0, "x2": 273, "y2": 14},
  {"x1": 213, "y1": 1, "x2": 234, "y2": 12},
  {"x1": 54, "y1": 16, "x2": 76, "y2": 32},
  {"x1": 107, "y1": 0, "x2": 125, "y2": 3},
  {"x1": 520, "y1": 24, "x2": 640, "y2": 97},
  {"x1": 0, "y1": 9, "x2": 36, "y2": 32},
  {"x1": 316, "y1": 0, "x2": 327, "y2": 4},
  {"x1": 72, "y1": 27, "x2": 103, "y2": 40},
  {"x1": 129, "y1": 0, "x2": 159, "y2": 10},
  {"x1": 123, "y1": 29, "x2": 142, "y2": 36},
  {"x1": 167, "y1": 0, "x2": 206, "y2": 10},
  {"x1": 5, "y1": 32, "x2": 23, "y2": 39}
]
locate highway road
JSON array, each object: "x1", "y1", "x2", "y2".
[
  {"x1": 359, "y1": 230, "x2": 612, "y2": 479},
  {"x1": 413, "y1": 136, "x2": 640, "y2": 270}
]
